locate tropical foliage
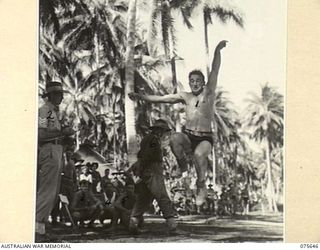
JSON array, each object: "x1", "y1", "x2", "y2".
[
  {"x1": 243, "y1": 84, "x2": 284, "y2": 211},
  {"x1": 39, "y1": 0, "x2": 284, "y2": 213}
]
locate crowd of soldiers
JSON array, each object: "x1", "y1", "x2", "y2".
[
  {"x1": 167, "y1": 181, "x2": 251, "y2": 217},
  {"x1": 49, "y1": 150, "x2": 254, "y2": 232},
  {"x1": 49, "y1": 151, "x2": 138, "y2": 230}
]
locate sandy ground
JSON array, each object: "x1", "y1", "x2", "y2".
[{"x1": 37, "y1": 212, "x2": 283, "y2": 243}]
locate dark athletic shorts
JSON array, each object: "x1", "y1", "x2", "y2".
[{"x1": 184, "y1": 129, "x2": 214, "y2": 152}]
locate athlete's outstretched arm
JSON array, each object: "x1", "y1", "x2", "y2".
[
  {"x1": 129, "y1": 92, "x2": 184, "y2": 104},
  {"x1": 207, "y1": 40, "x2": 227, "y2": 94}
]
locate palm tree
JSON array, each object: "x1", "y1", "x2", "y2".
[
  {"x1": 244, "y1": 83, "x2": 284, "y2": 212},
  {"x1": 202, "y1": 0, "x2": 244, "y2": 77},
  {"x1": 124, "y1": 0, "x2": 139, "y2": 169},
  {"x1": 211, "y1": 88, "x2": 241, "y2": 185},
  {"x1": 142, "y1": 0, "x2": 198, "y2": 133},
  {"x1": 57, "y1": 0, "x2": 127, "y2": 71},
  {"x1": 146, "y1": 0, "x2": 199, "y2": 93},
  {"x1": 41, "y1": 0, "x2": 133, "y2": 149},
  {"x1": 39, "y1": 26, "x2": 99, "y2": 149},
  {"x1": 253, "y1": 146, "x2": 283, "y2": 210},
  {"x1": 39, "y1": 0, "x2": 93, "y2": 41},
  {"x1": 236, "y1": 145, "x2": 256, "y2": 186}
]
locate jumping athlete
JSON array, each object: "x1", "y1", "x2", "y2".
[{"x1": 129, "y1": 40, "x2": 227, "y2": 206}]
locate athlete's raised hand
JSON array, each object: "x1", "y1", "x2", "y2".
[{"x1": 216, "y1": 40, "x2": 228, "y2": 50}]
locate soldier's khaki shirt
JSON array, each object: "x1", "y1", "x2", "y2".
[{"x1": 38, "y1": 101, "x2": 61, "y2": 132}]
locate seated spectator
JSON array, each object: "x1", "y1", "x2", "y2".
[
  {"x1": 74, "y1": 160, "x2": 84, "y2": 188},
  {"x1": 176, "y1": 197, "x2": 185, "y2": 215},
  {"x1": 171, "y1": 187, "x2": 185, "y2": 213},
  {"x1": 79, "y1": 164, "x2": 93, "y2": 190},
  {"x1": 90, "y1": 162, "x2": 101, "y2": 194},
  {"x1": 206, "y1": 184, "x2": 218, "y2": 215},
  {"x1": 96, "y1": 172, "x2": 122, "y2": 228},
  {"x1": 61, "y1": 151, "x2": 83, "y2": 223},
  {"x1": 103, "y1": 180, "x2": 118, "y2": 205},
  {"x1": 112, "y1": 175, "x2": 125, "y2": 195},
  {"x1": 50, "y1": 151, "x2": 82, "y2": 226},
  {"x1": 113, "y1": 181, "x2": 136, "y2": 228},
  {"x1": 101, "y1": 168, "x2": 111, "y2": 182},
  {"x1": 185, "y1": 199, "x2": 196, "y2": 215},
  {"x1": 101, "y1": 168, "x2": 111, "y2": 192},
  {"x1": 228, "y1": 183, "x2": 237, "y2": 215},
  {"x1": 62, "y1": 152, "x2": 82, "y2": 201},
  {"x1": 71, "y1": 180, "x2": 104, "y2": 226},
  {"x1": 218, "y1": 186, "x2": 231, "y2": 216}
]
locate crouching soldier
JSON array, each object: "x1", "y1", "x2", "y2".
[
  {"x1": 113, "y1": 180, "x2": 136, "y2": 229},
  {"x1": 98, "y1": 178, "x2": 120, "y2": 228},
  {"x1": 129, "y1": 119, "x2": 177, "y2": 234},
  {"x1": 71, "y1": 180, "x2": 104, "y2": 226}
]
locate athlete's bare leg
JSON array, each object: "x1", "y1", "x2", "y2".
[
  {"x1": 169, "y1": 132, "x2": 192, "y2": 173},
  {"x1": 193, "y1": 141, "x2": 212, "y2": 206}
]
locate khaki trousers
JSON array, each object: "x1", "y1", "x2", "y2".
[{"x1": 36, "y1": 143, "x2": 63, "y2": 223}]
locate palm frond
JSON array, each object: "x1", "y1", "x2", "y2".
[{"x1": 211, "y1": 4, "x2": 244, "y2": 28}]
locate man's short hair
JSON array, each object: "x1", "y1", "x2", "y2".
[{"x1": 189, "y1": 70, "x2": 205, "y2": 82}]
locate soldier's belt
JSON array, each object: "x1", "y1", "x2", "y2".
[{"x1": 39, "y1": 138, "x2": 63, "y2": 146}]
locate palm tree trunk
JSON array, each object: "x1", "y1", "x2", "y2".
[
  {"x1": 260, "y1": 178, "x2": 265, "y2": 215},
  {"x1": 171, "y1": 57, "x2": 177, "y2": 93},
  {"x1": 113, "y1": 100, "x2": 117, "y2": 170},
  {"x1": 171, "y1": 45, "x2": 182, "y2": 132},
  {"x1": 147, "y1": 0, "x2": 158, "y2": 58},
  {"x1": 211, "y1": 146, "x2": 217, "y2": 186},
  {"x1": 168, "y1": 16, "x2": 178, "y2": 93},
  {"x1": 211, "y1": 120, "x2": 218, "y2": 186},
  {"x1": 275, "y1": 177, "x2": 280, "y2": 204},
  {"x1": 161, "y1": 1, "x2": 171, "y2": 59},
  {"x1": 265, "y1": 139, "x2": 278, "y2": 212},
  {"x1": 75, "y1": 101, "x2": 81, "y2": 151},
  {"x1": 171, "y1": 50, "x2": 181, "y2": 132},
  {"x1": 161, "y1": 1, "x2": 178, "y2": 93},
  {"x1": 124, "y1": 0, "x2": 138, "y2": 169},
  {"x1": 265, "y1": 139, "x2": 272, "y2": 211},
  {"x1": 203, "y1": 9, "x2": 210, "y2": 78},
  {"x1": 94, "y1": 24, "x2": 102, "y2": 151}
]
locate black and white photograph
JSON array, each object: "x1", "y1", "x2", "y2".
[{"x1": 35, "y1": 0, "x2": 285, "y2": 243}]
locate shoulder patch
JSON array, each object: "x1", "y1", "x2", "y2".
[{"x1": 38, "y1": 117, "x2": 48, "y2": 128}]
